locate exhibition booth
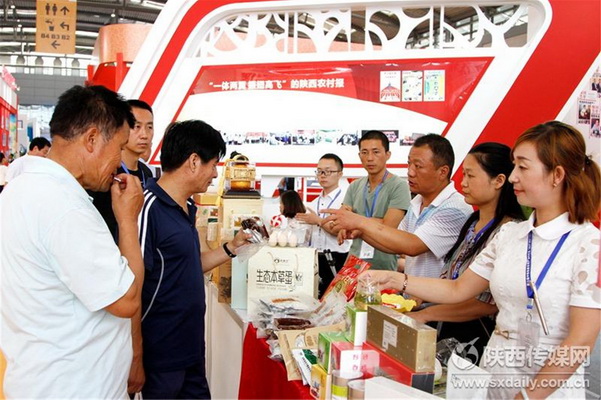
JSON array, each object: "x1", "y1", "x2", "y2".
[
  {"x1": 1, "y1": 0, "x2": 599, "y2": 399},
  {"x1": 111, "y1": 0, "x2": 600, "y2": 398}
]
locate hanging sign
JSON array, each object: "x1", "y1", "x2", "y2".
[{"x1": 36, "y1": 0, "x2": 77, "y2": 54}]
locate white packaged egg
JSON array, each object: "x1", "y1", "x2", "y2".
[
  {"x1": 288, "y1": 232, "x2": 298, "y2": 247},
  {"x1": 268, "y1": 233, "x2": 279, "y2": 247},
  {"x1": 277, "y1": 231, "x2": 288, "y2": 246}
]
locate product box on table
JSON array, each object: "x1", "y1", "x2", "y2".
[
  {"x1": 330, "y1": 341, "x2": 379, "y2": 375},
  {"x1": 279, "y1": 322, "x2": 346, "y2": 381},
  {"x1": 366, "y1": 305, "x2": 436, "y2": 372},
  {"x1": 362, "y1": 342, "x2": 435, "y2": 393},
  {"x1": 317, "y1": 331, "x2": 348, "y2": 373},
  {"x1": 310, "y1": 364, "x2": 331, "y2": 400},
  {"x1": 345, "y1": 304, "x2": 367, "y2": 346}
]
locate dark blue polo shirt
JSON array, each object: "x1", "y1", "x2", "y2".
[{"x1": 139, "y1": 179, "x2": 205, "y2": 371}]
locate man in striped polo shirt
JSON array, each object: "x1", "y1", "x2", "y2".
[{"x1": 325, "y1": 134, "x2": 472, "y2": 279}]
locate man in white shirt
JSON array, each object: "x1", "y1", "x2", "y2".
[
  {"x1": 325, "y1": 134, "x2": 472, "y2": 279},
  {"x1": 0, "y1": 152, "x2": 8, "y2": 193},
  {"x1": 5, "y1": 136, "x2": 51, "y2": 184},
  {"x1": 297, "y1": 153, "x2": 350, "y2": 296},
  {"x1": 0, "y1": 85, "x2": 145, "y2": 398}
]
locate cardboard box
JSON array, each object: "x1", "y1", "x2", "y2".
[
  {"x1": 317, "y1": 331, "x2": 348, "y2": 373},
  {"x1": 215, "y1": 255, "x2": 232, "y2": 303},
  {"x1": 331, "y1": 341, "x2": 379, "y2": 375},
  {"x1": 366, "y1": 305, "x2": 436, "y2": 372},
  {"x1": 346, "y1": 305, "x2": 367, "y2": 346},
  {"x1": 362, "y1": 342, "x2": 435, "y2": 394},
  {"x1": 310, "y1": 364, "x2": 331, "y2": 400}
]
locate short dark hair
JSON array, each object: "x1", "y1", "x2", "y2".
[
  {"x1": 50, "y1": 85, "x2": 134, "y2": 141},
  {"x1": 413, "y1": 134, "x2": 454, "y2": 179},
  {"x1": 160, "y1": 120, "x2": 226, "y2": 172},
  {"x1": 280, "y1": 190, "x2": 306, "y2": 219},
  {"x1": 319, "y1": 153, "x2": 343, "y2": 171},
  {"x1": 127, "y1": 99, "x2": 153, "y2": 115},
  {"x1": 359, "y1": 130, "x2": 389, "y2": 152},
  {"x1": 29, "y1": 137, "x2": 51, "y2": 151}
]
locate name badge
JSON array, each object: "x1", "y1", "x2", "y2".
[
  {"x1": 517, "y1": 317, "x2": 540, "y2": 349},
  {"x1": 359, "y1": 241, "x2": 375, "y2": 259}
]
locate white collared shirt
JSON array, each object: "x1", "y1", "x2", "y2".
[
  {"x1": 0, "y1": 156, "x2": 134, "y2": 398},
  {"x1": 307, "y1": 188, "x2": 351, "y2": 253},
  {"x1": 5, "y1": 154, "x2": 31, "y2": 183},
  {"x1": 400, "y1": 182, "x2": 473, "y2": 278},
  {"x1": 470, "y1": 212, "x2": 600, "y2": 343}
]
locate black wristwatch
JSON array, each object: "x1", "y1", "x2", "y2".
[{"x1": 223, "y1": 242, "x2": 236, "y2": 258}]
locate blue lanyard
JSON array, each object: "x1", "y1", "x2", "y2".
[
  {"x1": 364, "y1": 171, "x2": 388, "y2": 218},
  {"x1": 317, "y1": 188, "x2": 341, "y2": 218},
  {"x1": 525, "y1": 230, "x2": 571, "y2": 308},
  {"x1": 121, "y1": 161, "x2": 146, "y2": 188},
  {"x1": 451, "y1": 218, "x2": 496, "y2": 280}
]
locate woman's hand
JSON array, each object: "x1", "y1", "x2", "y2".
[{"x1": 358, "y1": 270, "x2": 404, "y2": 292}]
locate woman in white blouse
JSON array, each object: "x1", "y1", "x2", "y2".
[{"x1": 331, "y1": 121, "x2": 600, "y2": 399}]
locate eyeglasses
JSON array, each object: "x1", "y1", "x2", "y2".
[{"x1": 315, "y1": 169, "x2": 341, "y2": 176}]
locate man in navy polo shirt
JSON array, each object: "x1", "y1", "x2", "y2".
[{"x1": 134, "y1": 120, "x2": 249, "y2": 399}]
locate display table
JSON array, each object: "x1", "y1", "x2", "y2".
[{"x1": 239, "y1": 324, "x2": 312, "y2": 400}]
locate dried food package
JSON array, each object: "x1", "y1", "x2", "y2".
[{"x1": 321, "y1": 255, "x2": 372, "y2": 301}]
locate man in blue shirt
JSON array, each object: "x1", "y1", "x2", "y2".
[{"x1": 134, "y1": 120, "x2": 249, "y2": 399}]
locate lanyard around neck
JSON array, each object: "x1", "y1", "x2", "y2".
[
  {"x1": 121, "y1": 161, "x2": 146, "y2": 188},
  {"x1": 525, "y1": 230, "x2": 570, "y2": 306},
  {"x1": 451, "y1": 218, "x2": 496, "y2": 280},
  {"x1": 364, "y1": 170, "x2": 388, "y2": 218},
  {"x1": 317, "y1": 188, "x2": 341, "y2": 218},
  {"x1": 468, "y1": 217, "x2": 496, "y2": 244}
]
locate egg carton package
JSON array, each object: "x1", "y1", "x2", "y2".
[{"x1": 268, "y1": 226, "x2": 311, "y2": 248}]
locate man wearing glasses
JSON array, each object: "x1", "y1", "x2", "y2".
[
  {"x1": 336, "y1": 130, "x2": 410, "y2": 271},
  {"x1": 296, "y1": 153, "x2": 350, "y2": 297}
]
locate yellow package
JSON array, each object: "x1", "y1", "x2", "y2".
[{"x1": 381, "y1": 293, "x2": 417, "y2": 312}]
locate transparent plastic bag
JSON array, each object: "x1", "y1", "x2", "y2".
[
  {"x1": 236, "y1": 217, "x2": 270, "y2": 262},
  {"x1": 436, "y1": 337, "x2": 461, "y2": 367}
]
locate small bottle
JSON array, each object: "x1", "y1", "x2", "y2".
[{"x1": 354, "y1": 275, "x2": 381, "y2": 311}]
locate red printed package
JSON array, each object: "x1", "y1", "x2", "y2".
[{"x1": 321, "y1": 255, "x2": 371, "y2": 301}]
